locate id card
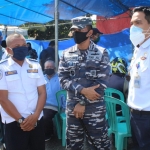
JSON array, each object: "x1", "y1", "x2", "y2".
[{"x1": 134, "y1": 75, "x2": 141, "y2": 88}]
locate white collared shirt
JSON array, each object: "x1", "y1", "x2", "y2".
[
  {"x1": 128, "y1": 38, "x2": 150, "y2": 111},
  {"x1": 0, "y1": 57, "x2": 45, "y2": 123}
]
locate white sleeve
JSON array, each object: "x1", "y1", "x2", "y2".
[
  {"x1": 37, "y1": 63, "x2": 46, "y2": 87},
  {"x1": 0, "y1": 66, "x2": 8, "y2": 90}
]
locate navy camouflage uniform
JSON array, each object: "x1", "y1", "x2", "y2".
[{"x1": 58, "y1": 41, "x2": 111, "y2": 150}]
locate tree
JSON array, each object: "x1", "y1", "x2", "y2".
[{"x1": 26, "y1": 20, "x2": 71, "y2": 40}]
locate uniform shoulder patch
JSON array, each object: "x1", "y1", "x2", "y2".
[
  {"x1": 28, "y1": 58, "x2": 38, "y2": 62},
  {"x1": 0, "y1": 59, "x2": 8, "y2": 64}
]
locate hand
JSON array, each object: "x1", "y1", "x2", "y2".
[
  {"x1": 20, "y1": 114, "x2": 38, "y2": 131},
  {"x1": 81, "y1": 84, "x2": 101, "y2": 101},
  {"x1": 73, "y1": 103, "x2": 85, "y2": 119}
]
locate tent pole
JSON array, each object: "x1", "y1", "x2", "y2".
[
  {"x1": 4, "y1": 25, "x2": 7, "y2": 39},
  {"x1": 55, "y1": 0, "x2": 59, "y2": 71}
]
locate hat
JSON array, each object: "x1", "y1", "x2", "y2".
[
  {"x1": 70, "y1": 17, "x2": 93, "y2": 30},
  {"x1": 92, "y1": 28, "x2": 103, "y2": 35}
]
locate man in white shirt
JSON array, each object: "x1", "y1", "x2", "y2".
[
  {"x1": 128, "y1": 6, "x2": 150, "y2": 149},
  {"x1": 0, "y1": 33, "x2": 46, "y2": 150}
]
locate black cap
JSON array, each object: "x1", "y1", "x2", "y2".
[{"x1": 92, "y1": 28, "x2": 103, "y2": 35}]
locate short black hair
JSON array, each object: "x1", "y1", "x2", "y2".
[
  {"x1": 1, "y1": 40, "x2": 7, "y2": 48},
  {"x1": 86, "y1": 25, "x2": 92, "y2": 31},
  {"x1": 49, "y1": 40, "x2": 55, "y2": 46},
  {"x1": 27, "y1": 42, "x2": 31, "y2": 47},
  {"x1": 133, "y1": 6, "x2": 150, "y2": 24},
  {"x1": 92, "y1": 28, "x2": 103, "y2": 35}
]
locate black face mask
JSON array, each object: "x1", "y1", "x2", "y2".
[
  {"x1": 73, "y1": 31, "x2": 89, "y2": 44},
  {"x1": 44, "y1": 68, "x2": 55, "y2": 76},
  {"x1": 12, "y1": 46, "x2": 28, "y2": 61}
]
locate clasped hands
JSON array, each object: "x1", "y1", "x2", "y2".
[
  {"x1": 20, "y1": 113, "x2": 38, "y2": 131},
  {"x1": 73, "y1": 84, "x2": 101, "y2": 119}
]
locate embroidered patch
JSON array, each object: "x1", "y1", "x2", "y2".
[
  {"x1": 27, "y1": 69, "x2": 38, "y2": 73},
  {"x1": 141, "y1": 56, "x2": 147, "y2": 60},
  {"x1": 29, "y1": 64, "x2": 33, "y2": 68},
  {"x1": 5, "y1": 70, "x2": 17, "y2": 76},
  {"x1": 0, "y1": 70, "x2": 3, "y2": 80}
]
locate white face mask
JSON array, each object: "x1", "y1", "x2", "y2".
[{"x1": 130, "y1": 25, "x2": 145, "y2": 47}]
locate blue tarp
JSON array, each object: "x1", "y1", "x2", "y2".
[
  {"x1": 0, "y1": 0, "x2": 150, "y2": 26},
  {"x1": 27, "y1": 28, "x2": 133, "y2": 63}
]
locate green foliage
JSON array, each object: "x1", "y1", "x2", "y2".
[
  {"x1": 92, "y1": 21, "x2": 96, "y2": 28},
  {"x1": 26, "y1": 20, "x2": 71, "y2": 40}
]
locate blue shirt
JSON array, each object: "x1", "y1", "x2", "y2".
[{"x1": 44, "y1": 73, "x2": 65, "y2": 111}]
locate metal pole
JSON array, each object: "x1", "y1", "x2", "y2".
[
  {"x1": 4, "y1": 25, "x2": 7, "y2": 39},
  {"x1": 55, "y1": 0, "x2": 59, "y2": 70}
]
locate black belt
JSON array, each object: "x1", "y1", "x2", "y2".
[{"x1": 130, "y1": 108, "x2": 150, "y2": 115}]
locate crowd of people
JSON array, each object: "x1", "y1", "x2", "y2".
[{"x1": 0, "y1": 6, "x2": 150, "y2": 150}]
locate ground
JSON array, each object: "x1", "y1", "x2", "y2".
[{"x1": 45, "y1": 135, "x2": 134, "y2": 150}]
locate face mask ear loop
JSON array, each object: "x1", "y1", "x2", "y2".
[
  {"x1": 7, "y1": 47, "x2": 13, "y2": 57},
  {"x1": 143, "y1": 26, "x2": 150, "y2": 34},
  {"x1": 145, "y1": 34, "x2": 150, "y2": 40},
  {"x1": 142, "y1": 27, "x2": 150, "y2": 41},
  {"x1": 86, "y1": 30, "x2": 91, "y2": 38}
]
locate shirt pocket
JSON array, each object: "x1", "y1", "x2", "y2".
[
  {"x1": 28, "y1": 73, "x2": 40, "y2": 79},
  {"x1": 27, "y1": 73, "x2": 40, "y2": 86},
  {"x1": 140, "y1": 58, "x2": 149, "y2": 73},
  {"x1": 5, "y1": 74, "x2": 20, "y2": 91},
  {"x1": 85, "y1": 60, "x2": 100, "y2": 80}
]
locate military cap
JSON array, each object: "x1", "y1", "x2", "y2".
[{"x1": 70, "y1": 16, "x2": 93, "y2": 30}]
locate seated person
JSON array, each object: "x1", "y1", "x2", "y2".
[
  {"x1": 1, "y1": 40, "x2": 9, "y2": 60},
  {"x1": 91, "y1": 28, "x2": 103, "y2": 44},
  {"x1": 26, "y1": 42, "x2": 38, "y2": 60},
  {"x1": 108, "y1": 57, "x2": 129, "y2": 114},
  {"x1": 43, "y1": 59, "x2": 66, "y2": 141}
]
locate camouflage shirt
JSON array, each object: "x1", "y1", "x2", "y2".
[{"x1": 58, "y1": 41, "x2": 110, "y2": 104}]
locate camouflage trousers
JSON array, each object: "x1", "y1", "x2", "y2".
[{"x1": 66, "y1": 100, "x2": 110, "y2": 150}]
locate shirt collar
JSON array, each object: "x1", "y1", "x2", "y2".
[
  {"x1": 75, "y1": 40, "x2": 96, "y2": 51},
  {"x1": 45, "y1": 73, "x2": 57, "y2": 80},
  {"x1": 25, "y1": 58, "x2": 31, "y2": 64},
  {"x1": 140, "y1": 38, "x2": 150, "y2": 49},
  {"x1": 8, "y1": 57, "x2": 28, "y2": 66},
  {"x1": 8, "y1": 57, "x2": 15, "y2": 66}
]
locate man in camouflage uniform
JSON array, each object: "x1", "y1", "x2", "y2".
[{"x1": 58, "y1": 17, "x2": 110, "y2": 150}]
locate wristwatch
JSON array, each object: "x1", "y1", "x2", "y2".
[
  {"x1": 17, "y1": 117, "x2": 25, "y2": 124},
  {"x1": 79, "y1": 100, "x2": 86, "y2": 106}
]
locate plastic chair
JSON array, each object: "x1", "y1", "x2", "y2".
[
  {"x1": 104, "y1": 95, "x2": 131, "y2": 150},
  {"x1": 104, "y1": 88, "x2": 125, "y2": 102},
  {"x1": 104, "y1": 88, "x2": 125, "y2": 122},
  {"x1": 53, "y1": 90, "x2": 67, "y2": 146}
]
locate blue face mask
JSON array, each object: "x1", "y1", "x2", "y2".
[
  {"x1": 12, "y1": 46, "x2": 28, "y2": 61},
  {"x1": 130, "y1": 25, "x2": 145, "y2": 47}
]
